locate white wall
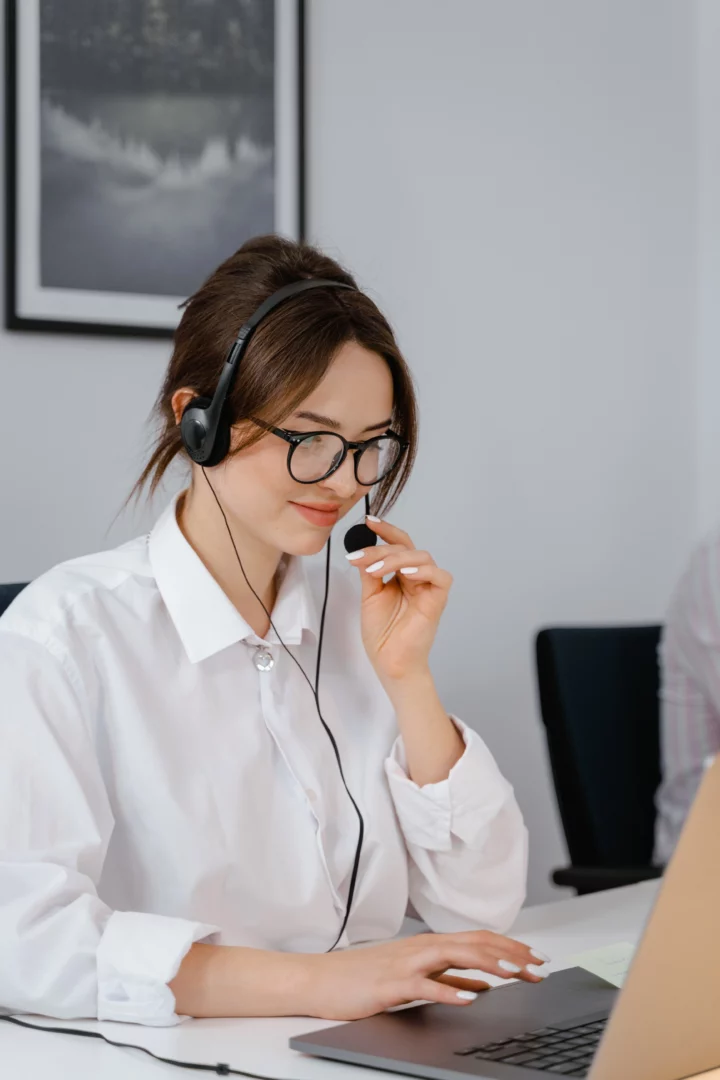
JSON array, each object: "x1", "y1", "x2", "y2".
[
  {"x1": 0, "y1": 11, "x2": 173, "y2": 573},
  {"x1": 308, "y1": 0, "x2": 697, "y2": 901},
  {"x1": 0, "y1": 325, "x2": 171, "y2": 573},
  {"x1": 696, "y1": 0, "x2": 720, "y2": 537},
  {"x1": 1, "y1": 1, "x2": 700, "y2": 903}
]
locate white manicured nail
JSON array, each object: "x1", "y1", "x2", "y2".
[
  {"x1": 531, "y1": 949, "x2": 551, "y2": 963},
  {"x1": 366, "y1": 515, "x2": 381, "y2": 522},
  {"x1": 526, "y1": 964, "x2": 548, "y2": 978},
  {"x1": 366, "y1": 560, "x2": 385, "y2": 573},
  {"x1": 345, "y1": 550, "x2": 364, "y2": 561},
  {"x1": 456, "y1": 990, "x2": 477, "y2": 1001},
  {"x1": 400, "y1": 567, "x2": 418, "y2": 575},
  {"x1": 498, "y1": 960, "x2": 522, "y2": 973}
]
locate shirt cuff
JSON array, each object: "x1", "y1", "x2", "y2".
[
  {"x1": 97, "y1": 910, "x2": 220, "y2": 1025},
  {"x1": 384, "y1": 716, "x2": 515, "y2": 852}
]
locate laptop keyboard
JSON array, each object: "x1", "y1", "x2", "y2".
[{"x1": 453, "y1": 1017, "x2": 607, "y2": 1076}]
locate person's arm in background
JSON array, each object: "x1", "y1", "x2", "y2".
[{"x1": 655, "y1": 537, "x2": 720, "y2": 864}]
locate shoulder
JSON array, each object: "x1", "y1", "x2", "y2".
[{"x1": 0, "y1": 532, "x2": 154, "y2": 655}]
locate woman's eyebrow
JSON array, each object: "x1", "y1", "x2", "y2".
[{"x1": 292, "y1": 410, "x2": 392, "y2": 433}]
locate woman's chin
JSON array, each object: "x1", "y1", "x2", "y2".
[{"x1": 283, "y1": 530, "x2": 334, "y2": 557}]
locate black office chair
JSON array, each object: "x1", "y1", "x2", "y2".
[
  {"x1": 535, "y1": 625, "x2": 665, "y2": 895},
  {"x1": 0, "y1": 582, "x2": 29, "y2": 617}
]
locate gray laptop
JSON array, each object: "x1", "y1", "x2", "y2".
[{"x1": 291, "y1": 758, "x2": 720, "y2": 1080}]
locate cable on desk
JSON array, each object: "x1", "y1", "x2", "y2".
[{"x1": 0, "y1": 1014, "x2": 289, "y2": 1078}]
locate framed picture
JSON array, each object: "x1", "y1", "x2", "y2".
[{"x1": 4, "y1": 0, "x2": 305, "y2": 338}]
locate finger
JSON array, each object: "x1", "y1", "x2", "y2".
[
  {"x1": 417, "y1": 933, "x2": 549, "y2": 983},
  {"x1": 449, "y1": 931, "x2": 548, "y2": 971},
  {"x1": 483, "y1": 955, "x2": 548, "y2": 982},
  {"x1": 419, "y1": 943, "x2": 546, "y2": 984},
  {"x1": 432, "y1": 973, "x2": 492, "y2": 993},
  {"x1": 410, "y1": 978, "x2": 484, "y2": 1007},
  {"x1": 344, "y1": 543, "x2": 413, "y2": 567},
  {"x1": 447, "y1": 944, "x2": 547, "y2": 982},
  {"x1": 370, "y1": 563, "x2": 452, "y2": 591},
  {"x1": 365, "y1": 516, "x2": 414, "y2": 549},
  {"x1": 361, "y1": 551, "x2": 436, "y2": 578}
]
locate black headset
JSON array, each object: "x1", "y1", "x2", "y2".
[
  {"x1": 180, "y1": 278, "x2": 379, "y2": 951},
  {"x1": 181, "y1": 278, "x2": 353, "y2": 468}
]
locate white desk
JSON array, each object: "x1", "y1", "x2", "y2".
[{"x1": 3, "y1": 880, "x2": 702, "y2": 1080}]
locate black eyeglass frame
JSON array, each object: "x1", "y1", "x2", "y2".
[{"x1": 253, "y1": 419, "x2": 409, "y2": 486}]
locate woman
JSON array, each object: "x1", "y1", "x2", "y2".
[{"x1": 0, "y1": 236, "x2": 541, "y2": 1028}]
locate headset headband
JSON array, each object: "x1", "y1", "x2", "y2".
[{"x1": 180, "y1": 278, "x2": 355, "y2": 467}]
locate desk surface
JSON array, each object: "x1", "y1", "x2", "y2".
[{"x1": 3, "y1": 881, "x2": 716, "y2": 1080}]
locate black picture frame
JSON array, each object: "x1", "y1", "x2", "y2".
[{"x1": 4, "y1": 0, "x2": 306, "y2": 339}]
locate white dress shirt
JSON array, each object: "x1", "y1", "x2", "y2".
[
  {"x1": 655, "y1": 528, "x2": 720, "y2": 862},
  {"x1": 0, "y1": 492, "x2": 528, "y2": 1026}
]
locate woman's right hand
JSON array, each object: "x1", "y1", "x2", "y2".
[{"x1": 301, "y1": 930, "x2": 549, "y2": 1021}]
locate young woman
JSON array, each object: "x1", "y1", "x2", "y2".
[{"x1": 0, "y1": 235, "x2": 541, "y2": 1028}]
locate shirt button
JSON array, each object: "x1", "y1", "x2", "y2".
[
  {"x1": 306, "y1": 788, "x2": 318, "y2": 804},
  {"x1": 252, "y1": 646, "x2": 275, "y2": 671}
]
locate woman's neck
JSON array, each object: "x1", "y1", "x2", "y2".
[{"x1": 176, "y1": 484, "x2": 281, "y2": 639}]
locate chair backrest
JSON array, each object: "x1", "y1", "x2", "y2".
[
  {"x1": 0, "y1": 582, "x2": 29, "y2": 618},
  {"x1": 535, "y1": 625, "x2": 662, "y2": 868}
]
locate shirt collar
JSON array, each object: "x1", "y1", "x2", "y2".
[{"x1": 148, "y1": 491, "x2": 320, "y2": 664}]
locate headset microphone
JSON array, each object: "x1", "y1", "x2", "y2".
[{"x1": 343, "y1": 494, "x2": 378, "y2": 554}]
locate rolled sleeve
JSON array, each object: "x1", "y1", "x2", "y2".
[
  {"x1": 384, "y1": 716, "x2": 515, "y2": 850},
  {"x1": 384, "y1": 716, "x2": 528, "y2": 934},
  {"x1": 98, "y1": 911, "x2": 219, "y2": 1024}
]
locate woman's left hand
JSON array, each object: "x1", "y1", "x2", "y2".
[{"x1": 346, "y1": 517, "x2": 452, "y2": 684}]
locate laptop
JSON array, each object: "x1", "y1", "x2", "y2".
[{"x1": 291, "y1": 756, "x2": 720, "y2": 1080}]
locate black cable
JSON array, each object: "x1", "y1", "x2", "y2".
[
  {"x1": 0, "y1": 1014, "x2": 286, "y2": 1078},
  {"x1": 200, "y1": 469, "x2": 364, "y2": 951}
]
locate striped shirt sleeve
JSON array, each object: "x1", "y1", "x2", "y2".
[{"x1": 655, "y1": 533, "x2": 720, "y2": 862}]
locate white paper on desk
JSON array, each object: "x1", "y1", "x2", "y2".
[{"x1": 569, "y1": 942, "x2": 635, "y2": 988}]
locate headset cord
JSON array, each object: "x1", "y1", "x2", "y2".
[
  {"x1": 201, "y1": 469, "x2": 364, "y2": 952},
  {"x1": 0, "y1": 1014, "x2": 285, "y2": 1078}
]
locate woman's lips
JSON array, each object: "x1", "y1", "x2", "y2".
[{"x1": 290, "y1": 501, "x2": 341, "y2": 527}]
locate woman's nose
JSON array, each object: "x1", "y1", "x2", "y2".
[{"x1": 319, "y1": 452, "x2": 358, "y2": 499}]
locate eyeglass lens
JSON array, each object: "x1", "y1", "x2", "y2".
[{"x1": 290, "y1": 434, "x2": 402, "y2": 484}]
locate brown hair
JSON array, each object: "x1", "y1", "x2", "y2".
[{"x1": 128, "y1": 235, "x2": 418, "y2": 516}]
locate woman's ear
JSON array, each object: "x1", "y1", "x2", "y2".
[{"x1": 171, "y1": 388, "x2": 198, "y2": 426}]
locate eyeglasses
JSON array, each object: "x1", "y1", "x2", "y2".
[{"x1": 253, "y1": 420, "x2": 408, "y2": 485}]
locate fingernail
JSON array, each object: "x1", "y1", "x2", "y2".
[
  {"x1": 498, "y1": 960, "x2": 522, "y2": 974},
  {"x1": 366, "y1": 515, "x2": 381, "y2": 522},
  {"x1": 531, "y1": 949, "x2": 551, "y2": 963},
  {"x1": 456, "y1": 990, "x2": 477, "y2": 1001},
  {"x1": 400, "y1": 567, "x2": 418, "y2": 575},
  {"x1": 526, "y1": 964, "x2": 548, "y2": 978},
  {"x1": 366, "y1": 560, "x2": 385, "y2": 573},
  {"x1": 345, "y1": 550, "x2": 364, "y2": 561}
]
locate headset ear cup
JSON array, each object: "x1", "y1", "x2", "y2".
[
  {"x1": 179, "y1": 396, "x2": 211, "y2": 460},
  {"x1": 201, "y1": 415, "x2": 231, "y2": 468},
  {"x1": 180, "y1": 395, "x2": 231, "y2": 467}
]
